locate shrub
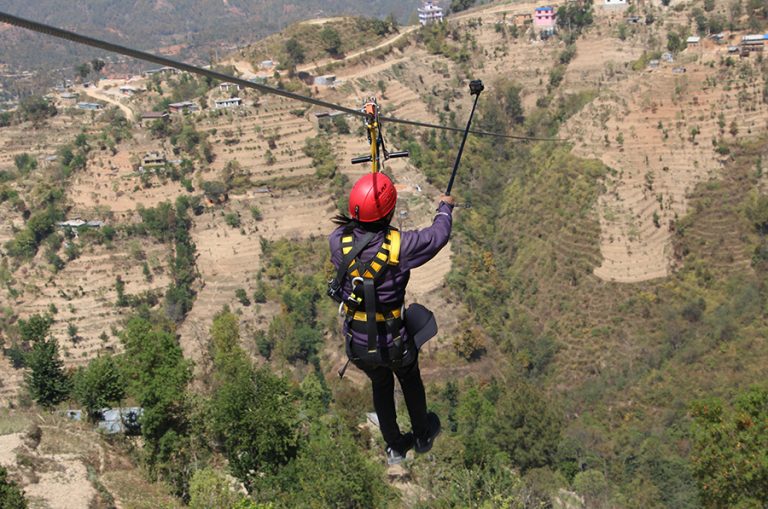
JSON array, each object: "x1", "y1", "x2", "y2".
[
  {"x1": 72, "y1": 355, "x2": 125, "y2": 421},
  {"x1": 225, "y1": 213, "x2": 241, "y2": 228},
  {"x1": 0, "y1": 466, "x2": 27, "y2": 508},
  {"x1": 235, "y1": 288, "x2": 251, "y2": 306}
]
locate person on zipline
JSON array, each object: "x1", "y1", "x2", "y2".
[{"x1": 328, "y1": 172, "x2": 453, "y2": 464}]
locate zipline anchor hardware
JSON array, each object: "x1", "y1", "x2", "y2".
[
  {"x1": 445, "y1": 79, "x2": 484, "y2": 196},
  {"x1": 351, "y1": 97, "x2": 409, "y2": 173}
]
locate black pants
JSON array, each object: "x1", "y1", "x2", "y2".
[{"x1": 348, "y1": 339, "x2": 428, "y2": 450}]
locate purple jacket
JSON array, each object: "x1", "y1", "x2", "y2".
[{"x1": 329, "y1": 201, "x2": 453, "y2": 347}]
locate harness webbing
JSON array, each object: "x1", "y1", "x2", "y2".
[{"x1": 341, "y1": 228, "x2": 401, "y2": 353}]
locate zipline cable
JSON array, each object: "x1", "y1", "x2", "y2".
[{"x1": 0, "y1": 11, "x2": 564, "y2": 143}]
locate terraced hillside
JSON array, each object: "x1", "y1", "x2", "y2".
[{"x1": 565, "y1": 43, "x2": 768, "y2": 282}]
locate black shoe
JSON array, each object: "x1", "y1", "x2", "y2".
[
  {"x1": 386, "y1": 432, "x2": 414, "y2": 465},
  {"x1": 415, "y1": 412, "x2": 441, "y2": 454}
]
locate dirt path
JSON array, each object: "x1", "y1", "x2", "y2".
[
  {"x1": 297, "y1": 25, "x2": 418, "y2": 75},
  {"x1": 82, "y1": 82, "x2": 135, "y2": 120}
]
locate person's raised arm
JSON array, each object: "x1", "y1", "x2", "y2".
[{"x1": 399, "y1": 196, "x2": 455, "y2": 271}]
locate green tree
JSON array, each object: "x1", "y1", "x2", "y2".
[
  {"x1": 490, "y1": 380, "x2": 563, "y2": 472},
  {"x1": 667, "y1": 32, "x2": 685, "y2": 53},
  {"x1": 0, "y1": 466, "x2": 27, "y2": 509},
  {"x1": 573, "y1": 469, "x2": 612, "y2": 508},
  {"x1": 708, "y1": 14, "x2": 726, "y2": 34},
  {"x1": 17, "y1": 96, "x2": 57, "y2": 126},
  {"x1": 692, "y1": 8, "x2": 709, "y2": 34},
  {"x1": 277, "y1": 421, "x2": 392, "y2": 508},
  {"x1": 319, "y1": 27, "x2": 342, "y2": 56},
  {"x1": 91, "y1": 59, "x2": 105, "y2": 74},
  {"x1": 690, "y1": 387, "x2": 768, "y2": 507},
  {"x1": 284, "y1": 38, "x2": 305, "y2": 68},
  {"x1": 209, "y1": 311, "x2": 299, "y2": 490},
  {"x1": 556, "y1": 1, "x2": 594, "y2": 31},
  {"x1": 13, "y1": 154, "x2": 37, "y2": 175},
  {"x1": 225, "y1": 213, "x2": 241, "y2": 228},
  {"x1": 75, "y1": 63, "x2": 91, "y2": 80},
  {"x1": 25, "y1": 337, "x2": 70, "y2": 408},
  {"x1": 451, "y1": 0, "x2": 477, "y2": 13},
  {"x1": 235, "y1": 288, "x2": 250, "y2": 306},
  {"x1": 18, "y1": 314, "x2": 53, "y2": 343},
  {"x1": 120, "y1": 317, "x2": 191, "y2": 473},
  {"x1": 456, "y1": 385, "x2": 497, "y2": 465},
  {"x1": 189, "y1": 468, "x2": 246, "y2": 509},
  {"x1": 72, "y1": 356, "x2": 126, "y2": 422},
  {"x1": 744, "y1": 190, "x2": 768, "y2": 233}
]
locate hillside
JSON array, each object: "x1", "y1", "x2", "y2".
[
  {"x1": 1, "y1": 0, "x2": 768, "y2": 507},
  {"x1": 0, "y1": 0, "x2": 414, "y2": 73}
]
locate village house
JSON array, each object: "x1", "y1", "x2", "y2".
[
  {"x1": 168, "y1": 101, "x2": 198, "y2": 114},
  {"x1": 260, "y1": 59, "x2": 276, "y2": 70},
  {"x1": 219, "y1": 82, "x2": 241, "y2": 92},
  {"x1": 534, "y1": 6, "x2": 557, "y2": 35},
  {"x1": 118, "y1": 85, "x2": 142, "y2": 95},
  {"x1": 76, "y1": 102, "x2": 104, "y2": 111},
  {"x1": 98, "y1": 408, "x2": 143, "y2": 434},
  {"x1": 603, "y1": 0, "x2": 628, "y2": 7},
  {"x1": 214, "y1": 97, "x2": 243, "y2": 109},
  {"x1": 140, "y1": 111, "x2": 169, "y2": 126},
  {"x1": 56, "y1": 219, "x2": 105, "y2": 238},
  {"x1": 418, "y1": 0, "x2": 444, "y2": 25},
  {"x1": 60, "y1": 92, "x2": 78, "y2": 102},
  {"x1": 314, "y1": 75, "x2": 336, "y2": 86},
  {"x1": 741, "y1": 34, "x2": 768, "y2": 47},
  {"x1": 740, "y1": 34, "x2": 766, "y2": 54},
  {"x1": 143, "y1": 66, "x2": 179, "y2": 77},
  {"x1": 142, "y1": 152, "x2": 166, "y2": 166},
  {"x1": 512, "y1": 13, "x2": 533, "y2": 26},
  {"x1": 686, "y1": 36, "x2": 701, "y2": 47}
]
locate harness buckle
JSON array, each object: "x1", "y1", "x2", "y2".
[{"x1": 345, "y1": 276, "x2": 365, "y2": 308}]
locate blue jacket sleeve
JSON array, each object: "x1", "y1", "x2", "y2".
[{"x1": 399, "y1": 201, "x2": 453, "y2": 271}]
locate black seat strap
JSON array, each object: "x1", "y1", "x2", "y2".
[{"x1": 363, "y1": 277, "x2": 377, "y2": 353}]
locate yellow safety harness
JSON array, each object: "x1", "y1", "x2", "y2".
[{"x1": 328, "y1": 227, "x2": 403, "y2": 354}]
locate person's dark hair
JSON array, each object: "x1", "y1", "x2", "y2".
[{"x1": 331, "y1": 211, "x2": 393, "y2": 232}]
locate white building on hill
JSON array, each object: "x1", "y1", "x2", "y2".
[
  {"x1": 214, "y1": 97, "x2": 243, "y2": 109},
  {"x1": 603, "y1": 0, "x2": 628, "y2": 6},
  {"x1": 418, "y1": 1, "x2": 444, "y2": 25}
]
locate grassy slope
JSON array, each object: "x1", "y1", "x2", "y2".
[
  {"x1": 443, "y1": 113, "x2": 768, "y2": 505},
  {"x1": 241, "y1": 17, "x2": 399, "y2": 70}
]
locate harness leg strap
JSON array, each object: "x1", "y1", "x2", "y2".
[{"x1": 363, "y1": 278, "x2": 378, "y2": 353}]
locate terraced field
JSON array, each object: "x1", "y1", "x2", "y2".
[
  {"x1": 0, "y1": 238, "x2": 170, "y2": 404},
  {"x1": 565, "y1": 48, "x2": 768, "y2": 282},
  {"x1": 203, "y1": 96, "x2": 317, "y2": 180}
]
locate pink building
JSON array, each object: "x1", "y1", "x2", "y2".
[{"x1": 534, "y1": 6, "x2": 557, "y2": 29}]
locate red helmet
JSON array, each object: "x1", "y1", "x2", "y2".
[{"x1": 348, "y1": 173, "x2": 397, "y2": 222}]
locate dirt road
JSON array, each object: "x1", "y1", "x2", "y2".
[
  {"x1": 83, "y1": 82, "x2": 135, "y2": 120},
  {"x1": 297, "y1": 25, "x2": 419, "y2": 74}
]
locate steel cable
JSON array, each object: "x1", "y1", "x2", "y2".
[{"x1": 0, "y1": 11, "x2": 564, "y2": 143}]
